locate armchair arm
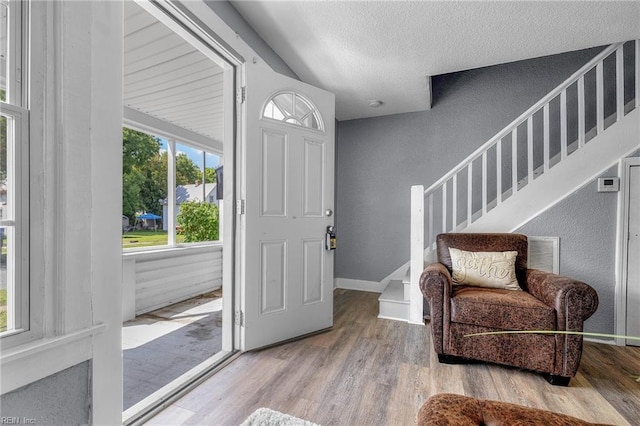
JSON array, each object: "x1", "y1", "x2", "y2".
[
  {"x1": 524, "y1": 269, "x2": 599, "y2": 327},
  {"x1": 525, "y1": 269, "x2": 599, "y2": 377},
  {"x1": 419, "y1": 263, "x2": 453, "y2": 354},
  {"x1": 420, "y1": 263, "x2": 452, "y2": 299}
]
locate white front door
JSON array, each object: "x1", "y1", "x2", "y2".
[{"x1": 240, "y1": 63, "x2": 335, "y2": 350}]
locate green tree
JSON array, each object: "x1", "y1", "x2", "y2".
[
  {"x1": 176, "y1": 153, "x2": 201, "y2": 185},
  {"x1": 176, "y1": 201, "x2": 219, "y2": 242},
  {"x1": 204, "y1": 167, "x2": 217, "y2": 184},
  {"x1": 138, "y1": 152, "x2": 167, "y2": 216},
  {"x1": 123, "y1": 127, "x2": 160, "y2": 174},
  {"x1": 122, "y1": 128, "x2": 162, "y2": 220},
  {"x1": 122, "y1": 171, "x2": 143, "y2": 220}
]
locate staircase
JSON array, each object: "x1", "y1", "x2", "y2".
[{"x1": 379, "y1": 40, "x2": 640, "y2": 323}]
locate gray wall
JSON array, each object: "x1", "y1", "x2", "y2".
[
  {"x1": 335, "y1": 47, "x2": 605, "y2": 283},
  {"x1": 0, "y1": 362, "x2": 91, "y2": 425},
  {"x1": 516, "y1": 166, "x2": 619, "y2": 335},
  {"x1": 204, "y1": 0, "x2": 299, "y2": 80},
  {"x1": 516, "y1": 150, "x2": 639, "y2": 335}
]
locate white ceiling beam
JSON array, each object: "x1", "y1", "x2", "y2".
[{"x1": 123, "y1": 106, "x2": 223, "y2": 154}]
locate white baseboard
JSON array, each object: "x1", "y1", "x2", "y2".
[
  {"x1": 334, "y1": 278, "x2": 386, "y2": 293},
  {"x1": 584, "y1": 337, "x2": 618, "y2": 345}
]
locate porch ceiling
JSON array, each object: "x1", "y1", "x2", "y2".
[{"x1": 123, "y1": 1, "x2": 224, "y2": 144}]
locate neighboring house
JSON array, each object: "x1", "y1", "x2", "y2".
[
  {"x1": 0, "y1": 1, "x2": 638, "y2": 425},
  {"x1": 161, "y1": 182, "x2": 218, "y2": 231}
]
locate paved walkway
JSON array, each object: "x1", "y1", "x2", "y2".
[{"x1": 122, "y1": 291, "x2": 223, "y2": 410}]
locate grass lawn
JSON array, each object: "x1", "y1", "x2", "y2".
[
  {"x1": 0, "y1": 289, "x2": 6, "y2": 333},
  {"x1": 122, "y1": 230, "x2": 185, "y2": 249}
]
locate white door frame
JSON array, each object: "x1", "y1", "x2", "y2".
[
  {"x1": 615, "y1": 156, "x2": 640, "y2": 345},
  {"x1": 119, "y1": 1, "x2": 246, "y2": 423}
]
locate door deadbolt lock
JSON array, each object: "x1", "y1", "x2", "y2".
[{"x1": 326, "y1": 226, "x2": 336, "y2": 250}]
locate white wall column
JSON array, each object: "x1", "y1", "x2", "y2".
[{"x1": 89, "y1": 1, "x2": 124, "y2": 423}]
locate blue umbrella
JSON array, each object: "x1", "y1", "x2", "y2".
[{"x1": 137, "y1": 213, "x2": 162, "y2": 220}]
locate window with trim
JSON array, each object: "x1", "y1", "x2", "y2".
[
  {"x1": 263, "y1": 91, "x2": 324, "y2": 131},
  {"x1": 122, "y1": 127, "x2": 221, "y2": 250},
  {"x1": 1, "y1": 0, "x2": 27, "y2": 337}
]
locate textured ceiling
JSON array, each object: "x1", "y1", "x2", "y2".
[{"x1": 230, "y1": 1, "x2": 640, "y2": 121}]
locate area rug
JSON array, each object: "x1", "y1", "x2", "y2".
[{"x1": 240, "y1": 408, "x2": 320, "y2": 426}]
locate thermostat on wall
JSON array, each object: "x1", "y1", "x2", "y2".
[{"x1": 597, "y1": 177, "x2": 619, "y2": 192}]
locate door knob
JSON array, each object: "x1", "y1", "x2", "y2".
[{"x1": 325, "y1": 209, "x2": 333, "y2": 217}]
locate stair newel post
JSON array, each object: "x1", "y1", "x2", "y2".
[{"x1": 410, "y1": 185, "x2": 425, "y2": 325}]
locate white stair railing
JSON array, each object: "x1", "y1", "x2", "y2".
[{"x1": 408, "y1": 40, "x2": 639, "y2": 324}]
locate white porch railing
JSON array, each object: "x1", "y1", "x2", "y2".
[
  {"x1": 409, "y1": 40, "x2": 640, "y2": 323},
  {"x1": 122, "y1": 243, "x2": 223, "y2": 321}
]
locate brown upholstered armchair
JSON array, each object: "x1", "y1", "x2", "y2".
[
  {"x1": 419, "y1": 233, "x2": 599, "y2": 386},
  {"x1": 416, "y1": 394, "x2": 612, "y2": 426}
]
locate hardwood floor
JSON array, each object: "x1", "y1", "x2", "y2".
[{"x1": 146, "y1": 289, "x2": 640, "y2": 425}]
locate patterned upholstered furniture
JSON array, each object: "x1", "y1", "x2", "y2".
[
  {"x1": 419, "y1": 233, "x2": 598, "y2": 386},
  {"x1": 416, "y1": 394, "x2": 611, "y2": 426}
]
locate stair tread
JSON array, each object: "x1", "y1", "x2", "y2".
[{"x1": 378, "y1": 280, "x2": 409, "y2": 304}]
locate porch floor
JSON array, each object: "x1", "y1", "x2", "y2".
[{"x1": 122, "y1": 290, "x2": 223, "y2": 410}]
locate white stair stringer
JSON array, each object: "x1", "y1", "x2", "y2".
[{"x1": 378, "y1": 107, "x2": 640, "y2": 323}]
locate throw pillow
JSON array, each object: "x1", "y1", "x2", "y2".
[{"x1": 449, "y1": 248, "x2": 521, "y2": 290}]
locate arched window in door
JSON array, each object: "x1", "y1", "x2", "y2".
[{"x1": 262, "y1": 91, "x2": 324, "y2": 132}]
